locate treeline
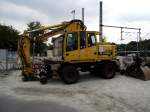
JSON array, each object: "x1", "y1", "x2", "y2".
[
  {"x1": 117, "y1": 39, "x2": 150, "y2": 56},
  {"x1": 117, "y1": 39, "x2": 150, "y2": 51},
  {"x1": 0, "y1": 22, "x2": 48, "y2": 55}
]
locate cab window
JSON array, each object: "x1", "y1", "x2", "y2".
[
  {"x1": 66, "y1": 32, "x2": 78, "y2": 51},
  {"x1": 80, "y1": 31, "x2": 86, "y2": 49},
  {"x1": 88, "y1": 33, "x2": 96, "y2": 47}
]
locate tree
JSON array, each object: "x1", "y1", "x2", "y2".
[
  {"x1": 0, "y1": 24, "x2": 20, "y2": 51},
  {"x1": 27, "y1": 21, "x2": 42, "y2": 31},
  {"x1": 26, "y1": 21, "x2": 48, "y2": 55}
]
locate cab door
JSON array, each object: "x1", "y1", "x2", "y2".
[
  {"x1": 64, "y1": 32, "x2": 80, "y2": 62},
  {"x1": 86, "y1": 32, "x2": 97, "y2": 60},
  {"x1": 79, "y1": 31, "x2": 97, "y2": 61},
  {"x1": 79, "y1": 31, "x2": 88, "y2": 60}
]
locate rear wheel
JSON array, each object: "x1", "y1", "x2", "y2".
[{"x1": 60, "y1": 65, "x2": 79, "y2": 84}]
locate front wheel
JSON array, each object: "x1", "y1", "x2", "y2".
[
  {"x1": 60, "y1": 65, "x2": 79, "y2": 84},
  {"x1": 101, "y1": 62, "x2": 116, "y2": 79}
]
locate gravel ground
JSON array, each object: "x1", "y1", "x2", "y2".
[{"x1": 0, "y1": 70, "x2": 150, "y2": 112}]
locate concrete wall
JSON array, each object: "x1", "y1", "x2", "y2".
[{"x1": 0, "y1": 49, "x2": 6, "y2": 62}]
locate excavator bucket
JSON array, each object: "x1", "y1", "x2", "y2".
[
  {"x1": 125, "y1": 62, "x2": 150, "y2": 81},
  {"x1": 140, "y1": 64, "x2": 150, "y2": 80}
]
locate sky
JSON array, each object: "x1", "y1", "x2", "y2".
[{"x1": 0, "y1": 0, "x2": 150, "y2": 44}]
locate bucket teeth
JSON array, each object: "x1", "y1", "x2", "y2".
[{"x1": 141, "y1": 65, "x2": 150, "y2": 81}]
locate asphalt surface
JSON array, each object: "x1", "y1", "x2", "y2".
[{"x1": 0, "y1": 94, "x2": 77, "y2": 112}]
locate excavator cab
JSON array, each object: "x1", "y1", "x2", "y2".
[
  {"x1": 63, "y1": 31, "x2": 97, "y2": 62},
  {"x1": 61, "y1": 30, "x2": 116, "y2": 62}
]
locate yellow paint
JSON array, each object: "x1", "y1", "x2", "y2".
[{"x1": 18, "y1": 34, "x2": 33, "y2": 76}]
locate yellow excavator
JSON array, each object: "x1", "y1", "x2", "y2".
[{"x1": 18, "y1": 19, "x2": 117, "y2": 84}]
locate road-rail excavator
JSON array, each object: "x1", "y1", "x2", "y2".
[{"x1": 18, "y1": 19, "x2": 117, "y2": 84}]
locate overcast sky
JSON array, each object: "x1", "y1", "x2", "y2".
[{"x1": 0, "y1": 0, "x2": 150, "y2": 43}]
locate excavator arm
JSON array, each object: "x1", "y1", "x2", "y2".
[
  {"x1": 18, "y1": 20, "x2": 86, "y2": 80},
  {"x1": 18, "y1": 33, "x2": 33, "y2": 80}
]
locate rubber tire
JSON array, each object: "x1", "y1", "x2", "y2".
[
  {"x1": 39, "y1": 72, "x2": 48, "y2": 84},
  {"x1": 61, "y1": 66, "x2": 79, "y2": 84},
  {"x1": 120, "y1": 70, "x2": 125, "y2": 75},
  {"x1": 101, "y1": 62, "x2": 116, "y2": 79}
]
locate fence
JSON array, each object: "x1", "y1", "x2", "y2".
[
  {"x1": 118, "y1": 50, "x2": 150, "y2": 57},
  {"x1": 0, "y1": 49, "x2": 21, "y2": 71}
]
